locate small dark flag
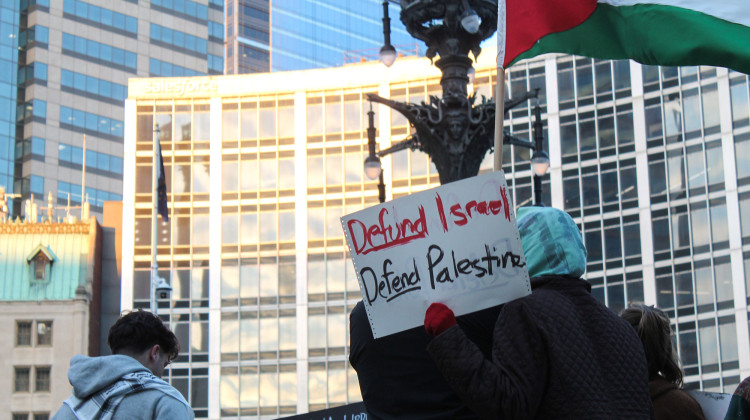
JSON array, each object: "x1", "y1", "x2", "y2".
[{"x1": 157, "y1": 139, "x2": 169, "y2": 222}]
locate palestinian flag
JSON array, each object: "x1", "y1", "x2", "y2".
[{"x1": 499, "y1": 0, "x2": 750, "y2": 75}]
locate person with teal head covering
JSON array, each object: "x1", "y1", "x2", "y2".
[
  {"x1": 516, "y1": 206, "x2": 586, "y2": 278},
  {"x1": 423, "y1": 206, "x2": 652, "y2": 420}
]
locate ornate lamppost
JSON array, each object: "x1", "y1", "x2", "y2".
[
  {"x1": 366, "y1": 91, "x2": 550, "y2": 204},
  {"x1": 367, "y1": 0, "x2": 504, "y2": 184}
]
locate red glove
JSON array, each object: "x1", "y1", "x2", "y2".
[{"x1": 424, "y1": 302, "x2": 457, "y2": 337}]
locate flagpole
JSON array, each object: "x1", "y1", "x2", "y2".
[
  {"x1": 81, "y1": 134, "x2": 86, "y2": 204},
  {"x1": 150, "y1": 123, "x2": 159, "y2": 314},
  {"x1": 494, "y1": 0, "x2": 506, "y2": 172},
  {"x1": 494, "y1": 69, "x2": 505, "y2": 171}
]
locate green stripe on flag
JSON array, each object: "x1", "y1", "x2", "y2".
[{"x1": 513, "y1": 3, "x2": 750, "y2": 75}]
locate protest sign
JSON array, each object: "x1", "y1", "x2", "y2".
[{"x1": 341, "y1": 171, "x2": 531, "y2": 338}]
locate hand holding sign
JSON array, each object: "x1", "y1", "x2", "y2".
[
  {"x1": 424, "y1": 303, "x2": 457, "y2": 337},
  {"x1": 341, "y1": 171, "x2": 531, "y2": 338}
]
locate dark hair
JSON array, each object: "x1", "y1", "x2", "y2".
[
  {"x1": 108, "y1": 309, "x2": 179, "y2": 362},
  {"x1": 620, "y1": 304, "x2": 683, "y2": 385}
]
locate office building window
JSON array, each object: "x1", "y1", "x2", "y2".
[
  {"x1": 35, "y1": 367, "x2": 50, "y2": 392},
  {"x1": 730, "y1": 77, "x2": 749, "y2": 128},
  {"x1": 58, "y1": 143, "x2": 124, "y2": 177},
  {"x1": 740, "y1": 192, "x2": 750, "y2": 244},
  {"x1": 18, "y1": 63, "x2": 47, "y2": 85},
  {"x1": 17, "y1": 99, "x2": 46, "y2": 123},
  {"x1": 12, "y1": 415, "x2": 48, "y2": 420},
  {"x1": 60, "y1": 106, "x2": 124, "y2": 138},
  {"x1": 21, "y1": 0, "x2": 50, "y2": 10},
  {"x1": 57, "y1": 181, "x2": 121, "y2": 208},
  {"x1": 61, "y1": 69, "x2": 127, "y2": 102},
  {"x1": 209, "y1": 21, "x2": 223, "y2": 40},
  {"x1": 37, "y1": 321, "x2": 52, "y2": 346},
  {"x1": 63, "y1": 0, "x2": 137, "y2": 35},
  {"x1": 32, "y1": 137, "x2": 45, "y2": 156},
  {"x1": 736, "y1": 133, "x2": 750, "y2": 185},
  {"x1": 149, "y1": 58, "x2": 203, "y2": 77},
  {"x1": 14, "y1": 367, "x2": 30, "y2": 392},
  {"x1": 30, "y1": 175, "x2": 44, "y2": 196},
  {"x1": 16, "y1": 321, "x2": 52, "y2": 346},
  {"x1": 209, "y1": 54, "x2": 223, "y2": 73},
  {"x1": 165, "y1": 368, "x2": 208, "y2": 416},
  {"x1": 16, "y1": 322, "x2": 32, "y2": 346},
  {"x1": 19, "y1": 25, "x2": 49, "y2": 48},
  {"x1": 151, "y1": 0, "x2": 208, "y2": 20},
  {"x1": 150, "y1": 24, "x2": 207, "y2": 55},
  {"x1": 61, "y1": 33, "x2": 137, "y2": 71}
]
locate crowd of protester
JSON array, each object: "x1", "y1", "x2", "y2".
[
  {"x1": 50, "y1": 206, "x2": 750, "y2": 419},
  {"x1": 352, "y1": 206, "x2": 748, "y2": 420}
]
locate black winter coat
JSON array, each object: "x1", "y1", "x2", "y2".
[
  {"x1": 349, "y1": 300, "x2": 501, "y2": 419},
  {"x1": 427, "y1": 275, "x2": 653, "y2": 420}
]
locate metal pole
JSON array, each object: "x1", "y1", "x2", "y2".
[
  {"x1": 150, "y1": 124, "x2": 159, "y2": 314},
  {"x1": 494, "y1": 0, "x2": 506, "y2": 172},
  {"x1": 367, "y1": 107, "x2": 377, "y2": 158},
  {"x1": 493, "y1": 68, "x2": 505, "y2": 172},
  {"x1": 366, "y1": 103, "x2": 386, "y2": 203},
  {"x1": 533, "y1": 102, "x2": 544, "y2": 206},
  {"x1": 533, "y1": 174, "x2": 542, "y2": 206},
  {"x1": 378, "y1": 172, "x2": 386, "y2": 203},
  {"x1": 81, "y1": 134, "x2": 86, "y2": 204},
  {"x1": 382, "y1": 1, "x2": 391, "y2": 47}
]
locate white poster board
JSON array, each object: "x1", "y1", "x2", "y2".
[
  {"x1": 686, "y1": 391, "x2": 730, "y2": 420},
  {"x1": 341, "y1": 171, "x2": 531, "y2": 338}
]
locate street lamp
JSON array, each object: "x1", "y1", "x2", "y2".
[
  {"x1": 364, "y1": 103, "x2": 382, "y2": 180},
  {"x1": 502, "y1": 94, "x2": 550, "y2": 205},
  {"x1": 460, "y1": 0, "x2": 481, "y2": 34},
  {"x1": 364, "y1": 154, "x2": 382, "y2": 180},
  {"x1": 531, "y1": 96, "x2": 550, "y2": 205},
  {"x1": 365, "y1": 104, "x2": 387, "y2": 203},
  {"x1": 531, "y1": 151, "x2": 550, "y2": 177},
  {"x1": 379, "y1": 1, "x2": 397, "y2": 67},
  {"x1": 366, "y1": 92, "x2": 549, "y2": 204}
]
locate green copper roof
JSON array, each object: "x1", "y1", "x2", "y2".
[{"x1": 0, "y1": 220, "x2": 94, "y2": 301}]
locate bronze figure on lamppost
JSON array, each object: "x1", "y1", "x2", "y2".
[{"x1": 368, "y1": 0, "x2": 503, "y2": 184}]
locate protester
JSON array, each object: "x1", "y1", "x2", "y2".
[
  {"x1": 621, "y1": 304, "x2": 705, "y2": 420},
  {"x1": 53, "y1": 309, "x2": 193, "y2": 420},
  {"x1": 423, "y1": 206, "x2": 653, "y2": 419},
  {"x1": 725, "y1": 376, "x2": 750, "y2": 420},
  {"x1": 350, "y1": 299, "x2": 501, "y2": 419}
]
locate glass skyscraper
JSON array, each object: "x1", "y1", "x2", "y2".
[
  {"x1": 123, "y1": 50, "x2": 750, "y2": 418},
  {"x1": 225, "y1": 0, "x2": 420, "y2": 73},
  {"x1": 0, "y1": 0, "x2": 20, "y2": 205},
  {"x1": 2, "y1": 0, "x2": 224, "y2": 219}
]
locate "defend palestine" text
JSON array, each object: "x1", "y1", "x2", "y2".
[{"x1": 360, "y1": 243, "x2": 525, "y2": 304}]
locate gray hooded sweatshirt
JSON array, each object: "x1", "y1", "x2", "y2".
[{"x1": 52, "y1": 354, "x2": 193, "y2": 420}]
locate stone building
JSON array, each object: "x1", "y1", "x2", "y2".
[{"x1": 0, "y1": 198, "x2": 101, "y2": 420}]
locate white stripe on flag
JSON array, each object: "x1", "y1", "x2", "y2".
[
  {"x1": 599, "y1": 0, "x2": 750, "y2": 28},
  {"x1": 497, "y1": 0, "x2": 506, "y2": 67}
]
